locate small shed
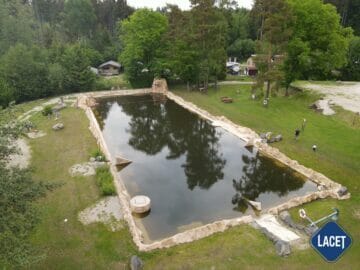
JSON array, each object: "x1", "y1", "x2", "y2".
[{"x1": 98, "y1": 60, "x2": 121, "y2": 76}]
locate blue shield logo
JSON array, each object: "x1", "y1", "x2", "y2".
[{"x1": 311, "y1": 221, "x2": 352, "y2": 262}]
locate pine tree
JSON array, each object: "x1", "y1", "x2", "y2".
[
  {"x1": 252, "y1": 0, "x2": 293, "y2": 101},
  {"x1": 190, "y1": 0, "x2": 228, "y2": 89}
]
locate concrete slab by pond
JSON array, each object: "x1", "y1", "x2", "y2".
[
  {"x1": 254, "y1": 214, "x2": 300, "y2": 243},
  {"x1": 78, "y1": 196, "x2": 123, "y2": 231}
]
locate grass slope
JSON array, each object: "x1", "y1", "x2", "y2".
[
  {"x1": 173, "y1": 86, "x2": 359, "y2": 191},
  {"x1": 28, "y1": 108, "x2": 136, "y2": 269},
  {"x1": 24, "y1": 85, "x2": 359, "y2": 269}
]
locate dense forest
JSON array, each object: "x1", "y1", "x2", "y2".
[{"x1": 0, "y1": 0, "x2": 359, "y2": 107}]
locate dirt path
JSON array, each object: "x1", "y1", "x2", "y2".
[{"x1": 300, "y1": 82, "x2": 360, "y2": 113}]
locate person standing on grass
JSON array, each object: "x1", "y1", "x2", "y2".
[
  {"x1": 312, "y1": 145, "x2": 317, "y2": 152},
  {"x1": 295, "y1": 128, "x2": 300, "y2": 140},
  {"x1": 302, "y1": 118, "x2": 307, "y2": 131}
]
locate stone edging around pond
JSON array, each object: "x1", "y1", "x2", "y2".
[
  {"x1": 166, "y1": 92, "x2": 348, "y2": 195},
  {"x1": 77, "y1": 89, "x2": 350, "y2": 252}
]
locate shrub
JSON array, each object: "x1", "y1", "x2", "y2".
[
  {"x1": 61, "y1": 44, "x2": 96, "y2": 93},
  {"x1": 94, "y1": 75, "x2": 130, "y2": 91},
  {"x1": 0, "y1": 44, "x2": 50, "y2": 103},
  {"x1": 42, "y1": 105, "x2": 53, "y2": 116},
  {"x1": 90, "y1": 148, "x2": 105, "y2": 161},
  {"x1": 95, "y1": 166, "x2": 116, "y2": 196},
  {"x1": 0, "y1": 78, "x2": 14, "y2": 109}
]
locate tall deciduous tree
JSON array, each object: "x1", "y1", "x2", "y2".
[
  {"x1": 284, "y1": 0, "x2": 352, "y2": 87},
  {"x1": 0, "y1": 44, "x2": 50, "y2": 103},
  {"x1": 227, "y1": 38, "x2": 255, "y2": 62},
  {"x1": 119, "y1": 9, "x2": 168, "y2": 87},
  {"x1": 324, "y1": 0, "x2": 360, "y2": 36},
  {"x1": 163, "y1": 5, "x2": 200, "y2": 89}
]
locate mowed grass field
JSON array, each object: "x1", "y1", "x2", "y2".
[
  {"x1": 28, "y1": 109, "x2": 137, "y2": 269},
  {"x1": 23, "y1": 83, "x2": 359, "y2": 269}
]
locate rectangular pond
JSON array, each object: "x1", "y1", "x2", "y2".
[{"x1": 93, "y1": 94, "x2": 318, "y2": 242}]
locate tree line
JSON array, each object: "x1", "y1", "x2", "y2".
[
  {"x1": 120, "y1": 1, "x2": 255, "y2": 88},
  {"x1": 119, "y1": 0, "x2": 360, "y2": 92},
  {"x1": 0, "y1": 0, "x2": 359, "y2": 267},
  {"x1": 0, "y1": 0, "x2": 359, "y2": 107},
  {"x1": 253, "y1": 0, "x2": 358, "y2": 98},
  {"x1": 0, "y1": 0, "x2": 134, "y2": 108}
]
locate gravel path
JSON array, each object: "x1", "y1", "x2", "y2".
[{"x1": 301, "y1": 82, "x2": 360, "y2": 113}]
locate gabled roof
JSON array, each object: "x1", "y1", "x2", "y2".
[{"x1": 99, "y1": 60, "x2": 121, "y2": 69}]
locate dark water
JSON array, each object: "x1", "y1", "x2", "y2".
[{"x1": 94, "y1": 94, "x2": 317, "y2": 242}]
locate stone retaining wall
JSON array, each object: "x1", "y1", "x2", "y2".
[{"x1": 78, "y1": 88, "x2": 350, "y2": 252}]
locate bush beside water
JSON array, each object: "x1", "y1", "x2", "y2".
[
  {"x1": 91, "y1": 148, "x2": 105, "y2": 161},
  {"x1": 42, "y1": 105, "x2": 53, "y2": 116},
  {"x1": 95, "y1": 166, "x2": 116, "y2": 196}
]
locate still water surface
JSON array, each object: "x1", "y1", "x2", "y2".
[{"x1": 94, "y1": 94, "x2": 317, "y2": 242}]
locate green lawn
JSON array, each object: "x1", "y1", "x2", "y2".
[
  {"x1": 24, "y1": 85, "x2": 359, "y2": 269},
  {"x1": 95, "y1": 74, "x2": 131, "y2": 90},
  {"x1": 225, "y1": 74, "x2": 255, "y2": 82},
  {"x1": 28, "y1": 108, "x2": 137, "y2": 269},
  {"x1": 172, "y1": 85, "x2": 360, "y2": 192}
]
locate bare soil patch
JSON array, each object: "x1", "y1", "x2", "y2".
[{"x1": 301, "y1": 82, "x2": 360, "y2": 113}]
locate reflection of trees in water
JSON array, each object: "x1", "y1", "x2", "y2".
[
  {"x1": 121, "y1": 97, "x2": 169, "y2": 155},
  {"x1": 232, "y1": 153, "x2": 305, "y2": 213},
  {"x1": 117, "y1": 95, "x2": 226, "y2": 190},
  {"x1": 93, "y1": 100, "x2": 113, "y2": 129},
  {"x1": 182, "y1": 119, "x2": 225, "y2": 190}
]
